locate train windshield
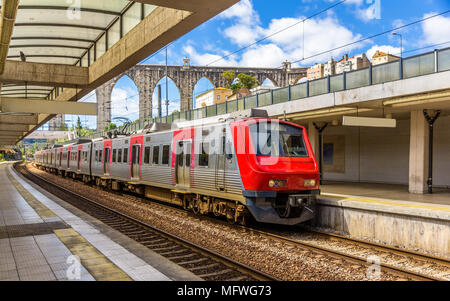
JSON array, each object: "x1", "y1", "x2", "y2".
[{"x1": 249, "y1": 122, "x2": 308, "y2": 157}]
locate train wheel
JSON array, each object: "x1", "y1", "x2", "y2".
[{"x1": 192, "y1": 199, "x2": 201, "y2": 215}]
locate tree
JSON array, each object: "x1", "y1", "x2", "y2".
[
  {"x1": 104, "y1": 123, "x2": 117, "y2": 132},
  {"x1": 222, "y1": 70, "x2": 236, "y2": 88},
  {"x1": 237, "y1": 73, "x2": 259, "y2": 90},
  {"x1": 76, "y1": 117, "x2": 82, "y2": 137}
]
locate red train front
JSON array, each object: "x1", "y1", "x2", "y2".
[{"x1": 231, "y1": 117, "x2": 319, "y2": 225}]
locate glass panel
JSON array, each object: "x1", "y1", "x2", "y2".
[
  {"x1": 403, "y1": 53, "x2": 434, "y2": 78},
  {"x1": 273, "y1": 87, "x2": 289, "y2": 104},
  {"x1": 238, "y1": 98, "x2": 245, "y2": 110},
  {"x1": 245, "y1": 95, "x2": 257, "y2": 109},
  {"x1": 438, "y1": 48, "x2": 450, "y2": 72},
  {"x1": 372, "y1": 61, "x2": 401, "y2": 84},
  {"x1": 123, "y1": 3, "x2": 141, "y2": 36},
  {"x1": 290, "y1": 83, "x2": 307, "y2": 99},
  {"x1": 309, "y1": 78, "x2": 327, "y2": 96},
  {"x1": 96, "y1": 34, "x2": 106, "y2": 60},
  {"x1": 200, "y1": 107, "x2": 207, "y2": 119},
  {"x1": 217, "y1": 102, "x2": 226, "y2": 115},
  {"x1": 346, "y1": 68, "x2": 370, "y2": 89},
  {"x1": 207, "y1": 105, "x2": 216, "y2": 117},
  {"x1": 227, "y1": 100, "x2": 237, "y2": 113},
  {"x1": 89, "y1": 47, "x2": 94, "y2": 65},
  {"x1": 81, "y1": 53, "x2": 88, "y2": 67},
  {"x1": 144, "y1": 4, "x2": 157, "y2": 16},
  {"x1": 258, "y1": 92, "x2": 272, "y2": 106},
  {"x1": 330, "y1": 74, "x2": 344, "y2": 92},
  {"x1": 108, "y1": 20, "x2": 121, "y2": 49}
]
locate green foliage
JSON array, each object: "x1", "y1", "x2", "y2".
[
  {"x1": 222, "y1": 70, "x2": 259, "y2": 93},
  {"x1": 0, "y1": 153, "x2": 4, "y2": 162},
  {"x1": 104, "y1": 123, "x2": 117, "y2": 132},
  {"x1": 237, "y1": 73, "x2": 259, "y2": 90},
  {"x1": 222, "y1": 70, "x2": 236, "y2": 88}
]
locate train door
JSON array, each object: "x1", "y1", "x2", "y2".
[
  {"x1": 77, "y1": 150, "x2": 82, "y2": 171},
  {"x1": 131, "y1": 145, "x2": 140, "y2": 179},
  {"x1": 67, "y1": 150, "x2": 70, "y2": 169},
  {"x1": 103, "y1": 148, "x2": 111, "y2": 175},
  {"x1": 215, "y1": 130, "x2": 226, "y2": 191},
  {"x1": 176, "y1": 141, "x2": 191, "y2": 187}
]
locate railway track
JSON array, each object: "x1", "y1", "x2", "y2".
[
  {"x1": 15, "y1": 163, "x2": 280, "y2": 282},
  {"x1": 246, "y1": 226, "x2": 448, "y2": 281},
  {"x1": 20, "y1": 163, "x2": 450, "y2": 281}
]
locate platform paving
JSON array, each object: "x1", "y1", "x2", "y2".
[{"x1": 0, "y1": 163, "x2": 199, "y2": 281}]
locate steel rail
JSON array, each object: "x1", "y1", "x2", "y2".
[{"x1": 16, "y1": 163, "x2": 280, "y2": 282}]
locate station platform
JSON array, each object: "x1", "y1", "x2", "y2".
[
  {"x1": 322, "y1": 181, "x2": 450, "y2": 206},
  {"x1": 0, "y1": 163, "x2": 199, "y2": 281},
  {"x1": 314, "y1": 181, "x2": 450, "y2": 258}
]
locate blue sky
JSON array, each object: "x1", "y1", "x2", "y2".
[{"x1": 62, "y1": 0, "x2": 450, "y2": 130}]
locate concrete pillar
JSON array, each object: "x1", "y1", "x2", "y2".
[
  {"x1": 96, "y1": 84, "x2": 113, "y2": 131},
  {"x1": 180, "y1": 85, "x2": 193, "y2": 112},
  {"x1": 409, "y1": 110, "x2": 429, "y2": 194},
  {"x1": 308, "y1": 121, "x2": 320, "y2": 159}
]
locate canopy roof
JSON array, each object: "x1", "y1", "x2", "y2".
[{"x1": 3, "y1": 0, "x2": 134, "y2": 99}]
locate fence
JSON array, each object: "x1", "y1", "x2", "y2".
[{"x1": 86, "y1": 47, "x2": 450, "y2": 139}]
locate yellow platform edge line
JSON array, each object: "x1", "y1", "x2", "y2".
[
  {"x1": 321, "y1": 193, "x2": 450, "y2": 212},
  {"x1": 54, "y1": 228, "x2": 132, "y2": 281},
  {"x1": 6, "y1": 168, "x2": 58, "y2": 218}
]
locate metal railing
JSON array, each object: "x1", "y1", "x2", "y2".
[{"x1": 85, "y1": 47, "x2": 450, "y2": 139}]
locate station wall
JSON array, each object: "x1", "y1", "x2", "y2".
[{"x1": 322, "y1": 115, "x2": 450, "y2": 188}]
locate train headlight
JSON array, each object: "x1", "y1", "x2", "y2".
[
  {"x1": 268, "y1": 180, "x2": 287, "y2": 188},
  {"x1": 304, "y1": 179, "x2": 316, "y2": 187}
]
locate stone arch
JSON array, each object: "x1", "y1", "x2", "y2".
[
  {"x1": 292, "y1": 74, "x2": 307, "y2": 85},
  {"x1": 152, "y1": 74, "x2": 182, "y2": 117},
  {"x1": 260, "y1": 77, "x2": 278, "y2": 87},
  {"x1": 193, "y1": 76, "x2": 216, "y2": 109},
  {"x1": 109, "y1": 74, "x2": 140, "y2": 125}
]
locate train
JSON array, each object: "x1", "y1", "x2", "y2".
[{"x1": 34, "y1": 109, "x2": 320, "y2": 226}]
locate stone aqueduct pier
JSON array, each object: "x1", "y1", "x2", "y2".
[{"x1": 95, "y1": 59, "x2": 307, "y2": 130}]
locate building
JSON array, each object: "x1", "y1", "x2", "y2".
[
  {"x1": 195, "y1": 87, "x2": 232, "y2": 108},
  {"x1": 372, "y1": 50, "x2": 401, "y2": 66},
  {"x1": 250, "y1": 85, "x2": 276, "y2": 95},
  {"x1": 307, "y1": 63, "x2": 324, "y2": 80},
  {"x1": 335, "y1": 53, "x2": 371, "y2": 74},
  {"x1": 227, "y1": 87, "x2": 252, "y2": 101},
  {"x1": 324, "y1": 58, "x2": 336, "y2": 76}
]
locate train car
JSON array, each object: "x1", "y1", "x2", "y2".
[{"x1": 35, "y1": 110, "x2": 320, "y2": 226}]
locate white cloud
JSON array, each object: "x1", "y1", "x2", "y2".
[
  {"x1": 421, "y1": 13, "x2": 450, "y2": 45},
  {"x1": 366, "y1": 45, "x2": 401, "y2": 60},
  {"x1": 185, "y1": 1, "x2": 364, "y2": 68},
  {"x1": 219, "y1": 0, "x2": 258, "y2": 25},
  {"x1": 111, "y1": 87, "x2": 139, "y2": 122}
]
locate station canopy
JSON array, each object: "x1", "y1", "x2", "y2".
[
  {"x1": 2, "y1": 0, "x2": 139, "y2": 99},
  {"x1": 0, "y1": 0, "x2": 239, "y2": 147}
]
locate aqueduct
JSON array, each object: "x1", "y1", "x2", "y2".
[{"x1": 94, "y1": 59, "x2": 307, "y2": 130}]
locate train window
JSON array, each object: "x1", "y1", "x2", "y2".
[
  {"x1": 112, "y1": 149, "x2": 117, "y2": 163},
  {"x1": 162, "y1": 145, "x2": 170, "y2": 165},
  {"x1": 95, "y1": 150, "x2": 98, "y2": 162},
  {"x1": 152, "y1": 146, "x2": 160, "y2": 165},
  {"x1": 99, "y1": 150, "x2": 103, "y2": 162},
  {"x1": 144, "y1": 147, "x2": 150, "y2": 164},
  {"x1": 123, "y1": 148, "x2": 128, "y2": 163},
  {"x1": 199, "y1": 143, "x2": 209, "y2": 167},
  {"x1": 117, "y1": 149, "x2": 122, "y2": 163}
]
